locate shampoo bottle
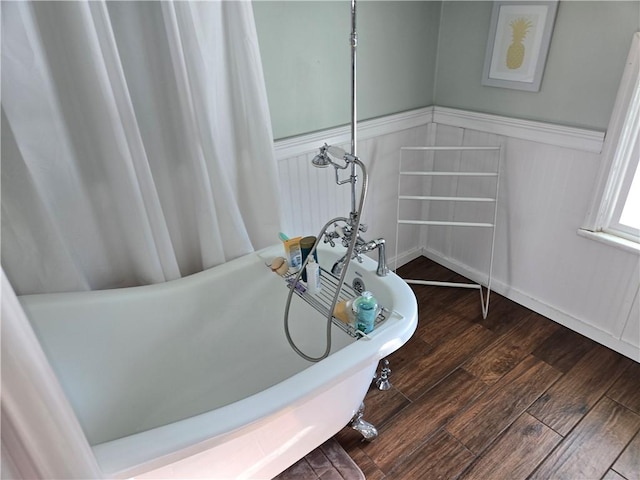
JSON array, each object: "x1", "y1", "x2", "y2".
[
  {"x1": 353, "y1": 291, "x2": 378, "y2": 334},
  {"x1": 306, "y1": 257, "x2": 321, "y2": 294},
  {"x1": 283, "y1": 237, "x2": 302, "y2": 272}
]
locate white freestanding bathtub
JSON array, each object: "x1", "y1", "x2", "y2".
[{"x1": 19, "y1": 243, "x2": 418, "y2": 479}]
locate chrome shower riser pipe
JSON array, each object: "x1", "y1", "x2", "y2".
[
  {"x1": 349, "y1": 0, "x2": 358, "y2": 218},
  {"x1": 283, "y1": 0, "x2": 366, "y2": 362}
]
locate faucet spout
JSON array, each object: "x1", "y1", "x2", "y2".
[
  {"x1": 363, "y1": 238, "x2": 388, "y2": 277},
  {"x1": 331, "y1": 253, "x2": 349, "y2": 276},
  {"x1": 373, "y1": 238, "x2": 389, "y2": 277},
  {"x1": 330, "y1": 237, "x2": 389, "y2": 277}
]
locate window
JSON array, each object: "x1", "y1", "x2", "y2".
[{"x1": 581, "y1": 33, "x2": 640, "y2": 251}]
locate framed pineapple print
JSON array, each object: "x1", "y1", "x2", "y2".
[{"x1": 482, "y1": 1, "x2": 558, "y2": 91}]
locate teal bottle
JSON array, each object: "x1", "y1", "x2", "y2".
[{"x1": 354, "y1": 291, "x2": 378, "y2": 334}]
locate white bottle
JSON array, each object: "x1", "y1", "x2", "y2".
[{"x1": 306, "y1": 257, "x2": 321, "y2": 294}]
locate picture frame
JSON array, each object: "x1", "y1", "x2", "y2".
[{"x1": 482, "y1": 1, "x2": 558, "y2": 92}]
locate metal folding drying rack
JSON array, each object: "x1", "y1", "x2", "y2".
[
  {"x1": 394, "y1": 145, "x2": 502, "y2": 319},
  {"x1": 280, "y1": 266, "x2": 392, "y2": 338}
]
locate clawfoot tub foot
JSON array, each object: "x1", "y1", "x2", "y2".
[{"x1": 350, "y1": 402, "x2": 378, "y2": 441}]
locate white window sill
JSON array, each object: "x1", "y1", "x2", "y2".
[{"x1": 577, "y1": 228, "x2": 640, "y2": 255}]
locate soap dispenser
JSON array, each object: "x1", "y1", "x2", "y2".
[{"x1": 353, "y1": 291, "x2": 378, "y2": 334}]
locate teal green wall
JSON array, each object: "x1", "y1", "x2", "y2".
[
  {"x1": 434, "y1": 1, "x2": 640, "y2": 130},
  {"x1": 253, "y1": 1, "x2": 440, "y2": 139},
  {"x1": 253, "y1": 1, "x2": 640, "y2": 139}
]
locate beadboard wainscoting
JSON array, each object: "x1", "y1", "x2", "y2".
[
  {"x1": 274, "y1": 107, "x2": 639, "y2": 361},
  {"x1": 274, "y1": 107, "x2": 434, "y2": 267}
]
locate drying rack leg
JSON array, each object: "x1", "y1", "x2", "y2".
[{"x1": 479, "y1": 285, "x2": 492, "y2": 320}]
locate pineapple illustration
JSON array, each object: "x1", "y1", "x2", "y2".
[{"x1": 506, "y1": 17, "x2": 533, "y2": 69}]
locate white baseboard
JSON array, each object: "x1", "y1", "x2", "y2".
[
  {"x1": 386, "y1": 246, "x2": 424, "y2": 272},
  {"x1": 418, "y1": 247, "x2": 640, "y2": 362}
]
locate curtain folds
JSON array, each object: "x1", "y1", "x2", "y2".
[
  {"x1": 1, "y1": 1, "x2": 282, "y2": 477},
  {"x1": 1, "y1": 269, "x2": 103, "y2": 479},
  {"x1": 1, "y1": 0, "x2": 282, "y2": 295}
]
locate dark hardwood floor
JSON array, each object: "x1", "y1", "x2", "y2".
[{"x1": 334, "y1": 256, "x2": 640, "y2": 480}]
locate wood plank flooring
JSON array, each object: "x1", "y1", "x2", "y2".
[{"x1": 334, "y1": 256, "x2": 640, "y2": 480}]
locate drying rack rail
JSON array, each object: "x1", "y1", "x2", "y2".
[{"x1": 281, "y1": 267, "x2": 392, "y2": 338}]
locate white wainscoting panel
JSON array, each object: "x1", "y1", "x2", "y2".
[
  {"x1": 621, "y1": 285, "x2": 639, "y2": 350},
  {"x1": 273, "y1": 107, "x2": 638, "y2": 361},
  {"x1": 425, "y1": 123, "x2": 639, "y2": 361},
  {"x1": 275, "y1": 116, "x2": 430, "y2": 264}
]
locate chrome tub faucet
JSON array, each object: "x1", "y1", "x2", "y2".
[{"x1": 324, "y1": 221, "x2": 389, "y2": 277}]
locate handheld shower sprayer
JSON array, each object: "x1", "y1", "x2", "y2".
[{"x1": 284, "y1": 153, "x2": 368, "y2": 362}]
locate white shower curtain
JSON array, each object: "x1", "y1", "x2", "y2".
[
  {"x1": 1, "y1": 270, "x2": 103, "y2": 479},
  {"x1": 1, "y1": 1, "x2": 282, "y2": 477},
  {"x1": 2, "y1": 0, "x2": 282, "y2": 294}
]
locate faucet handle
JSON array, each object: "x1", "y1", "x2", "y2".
[
  {"x1": 359, "y1": 223, "x2": 368, "y2": 233},
  {"x1": 323, "y1": 228, "x2": 338, "y2": 247}
]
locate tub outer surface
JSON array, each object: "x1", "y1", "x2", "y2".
[{"x1": 20, "y1": 243, "x2": 418, "y2": 479}]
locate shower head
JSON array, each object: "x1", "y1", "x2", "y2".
[
  {"x1": 311, "y1": 144, "x2": 332, "y2": 168},
  {"x1": 311, "y1": 151, "x2": 331, "y2": 168}
]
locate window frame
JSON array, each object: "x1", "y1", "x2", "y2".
[
  {"x1": 606, "y1": 124, "x2": 639, "y2": 242},
  {"x1": 581, "y1": 32, "x2": 640, "y2": 252}
]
